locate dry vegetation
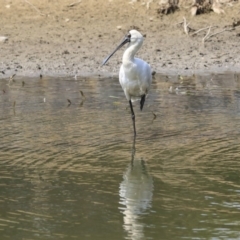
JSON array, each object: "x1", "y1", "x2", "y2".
[{"x1": 132, "y1": 0, "x2": 238, "y2": 16}]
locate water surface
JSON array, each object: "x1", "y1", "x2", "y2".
[{"x1": 0, "y1": 72, "x2": 240, "y2": 239}]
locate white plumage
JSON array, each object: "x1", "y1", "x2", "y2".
[
  {"x1": 102, "y1": 29, "x2": 152, "y2": 136},
  {"x1": 119, "y1": 30, "x2": 152, "y2": 102}
]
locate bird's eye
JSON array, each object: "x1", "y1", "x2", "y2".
[{"x1": 127, "y1": 33, "x2": 131, "y2": 39}]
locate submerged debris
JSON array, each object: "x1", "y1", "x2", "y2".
[
  {"x1": 10, "y1": 74, "x2": 16, "y2": 81},
  {"x1": 67, "y1": 99, "x2": 71, "y2": 106},
  {"x1": 152, "y1": 112, "x2": 157, "y2": 120},
  {"x1": 8, "y1": 74, "x2": 16, "y2": 85},
  {"x1": 79, "y1": 90, "x2": 86, "y2": 99}
]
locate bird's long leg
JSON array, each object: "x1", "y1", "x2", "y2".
[
  {"x1": 129, "y1": 100, "x2": 136, "y2": 137},
  {"x1": 140, "y1": 94, "x2": 146, "y2": 111},
  {"x1": 131, "y1": 136, "x2": 136, "y2": 164}
]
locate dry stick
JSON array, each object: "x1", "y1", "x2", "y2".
[
  {"x1": 176, "y1": 21, "x2": 184, "y2": 26},
  {"x1": 191, "y1": 26, "x2": 217, "y2": 36},
  {"x1": 68, "y1": 0, "x2": 82, "y2": 7},
  {"x1": 24, "y1": 0, "x2": 45, "y2": 16},
  {"x1": 202, "y1": 26, "x2": 211, "y2": 44},
  {"x1": 204, "y1": 28, "x2": 234, "y2": 41},
  {"x1": 183, "y1": 17, "x2": 189, "y2": 35},
  {"x1": 146, "y1": 0, "x2": 153, "y2": 10}
]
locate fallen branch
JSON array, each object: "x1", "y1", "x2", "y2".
[
  {"x1": 191, "y1": 26, "x2": 217, "y2": 36},
  {"x1": 202, "y1": 26, "x2": 211, "y2": 43},
  {"x1": 204, "y1": 28, "x2": 234, "y2": 41},
  {"x1": 183, "y1": 17, "x2": 190, "y2": 35},
  {"x1": 24, "y1": 0, "x2": 45, "y2": 16}
]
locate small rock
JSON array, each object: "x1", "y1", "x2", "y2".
[
  {"x1": 0, "y1": 36, "x2": 8, "y2": 43},
  {"x1": 117, "y1": 26, "x2": 122, "y2": 30},
  {"x1": 62, "y1": 50, "x2": 70, "y2": 54}
]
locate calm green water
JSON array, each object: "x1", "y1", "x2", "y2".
[{"x1": 0, "y1": 73, "x2": 240, "y2": 240}]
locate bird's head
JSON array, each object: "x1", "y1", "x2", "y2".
[
  {"x1": 102, "y1": 29, "x2": 143, "y2": 66},
  {"x1": 128, "y1": 30, "x2": 143, "y2": 46}
]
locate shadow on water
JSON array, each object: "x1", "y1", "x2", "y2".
[{"x1": 0, "y1": 72, "x2": 240, "y2": 239}]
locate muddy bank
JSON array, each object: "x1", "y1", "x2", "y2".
[{"x1": 0, "y1": 0, "x2": 240, "y2": 79}]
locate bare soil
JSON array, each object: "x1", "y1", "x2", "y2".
[{"x1": 0, "y1": 0, "x2": 240, "y2": 79}]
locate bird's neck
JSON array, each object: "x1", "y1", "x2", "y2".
[{"x1": 122, "y1": 42, "x2": 142, "y2": 65}]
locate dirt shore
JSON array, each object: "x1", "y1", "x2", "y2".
[{"x1": 0, "y1": 0, "x2": 240, "y2": 79}]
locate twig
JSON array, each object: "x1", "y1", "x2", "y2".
[
  {"x1": 204, "y1": 28, "x2": 234, "y2": 41},
  {"x1": 176, "y1": 21, "x2": 183, "y2": 25},
  {"x1": 191, "y1": 26, "x2": 217, "y2": 36},
  {"x1": 79, "y1": 90, "x2": 86, "y2": 99},
  {"x1": 183, "y1": 17, "x2": 189, "y2": 35},
  {"x1": 202, "y1": 26, "x2": 211, "y2": 43},
  {"x1": 7, "y1": 74, "x2": 16, "y2": 86},
  {"x1": 24, "y1": 0, "x2": 45, "y2": 16},
  {"x1": 146, "y1": 0, "x2": 153, "y2": 10},
  {"x1": 152, "y1": 112, "x2": 157, "y2": 120},
  {"x1": 67, "y1": 99, "x2": 71, "y2": 106},
  {"x1": 67, "y1": 0, "x2": 82, "y2": 7}
]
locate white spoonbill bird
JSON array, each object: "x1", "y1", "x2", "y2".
[{"x1": 102, "y1": 29, "x2": 152, "y2": 137}]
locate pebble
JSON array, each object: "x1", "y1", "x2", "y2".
[{"x1": 0, "y1": 36, "x2": 8, "y2": 43}]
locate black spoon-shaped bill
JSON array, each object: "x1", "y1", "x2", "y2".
[{"x1": 101, "y1": 36, "x2": 130, "y2": 66}]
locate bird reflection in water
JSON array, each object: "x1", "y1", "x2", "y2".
[{"x1": 119, "y1": 139, "x2": 154, "y2": 240}]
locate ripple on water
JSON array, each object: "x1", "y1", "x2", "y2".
[{"x1": 0, "y1": 73, "x2": 240, "y2": 239}]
